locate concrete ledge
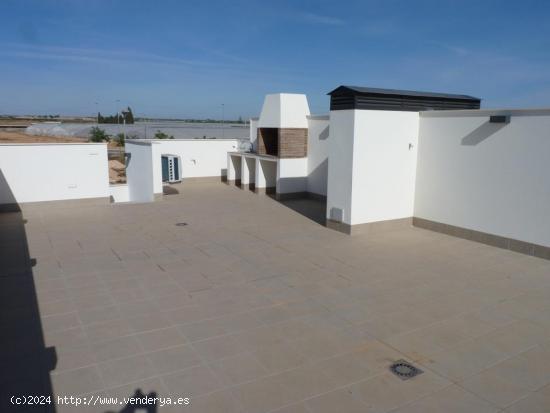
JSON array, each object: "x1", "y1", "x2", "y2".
[
  {"x1": 182, "y1": 176, "x2": 224, "y2": 184},
  {"x1": 327, "y1": 217, "x2": 412, "y2": 235},
  {"x1": 276, "y1": 191, "x2": 309, "y2": 201},
  {"x1": 225, "y1": 178, "x2": 242, "y2": 187},
  {"x1": 273, "y1": 192, "x2": 327, "y2": 202},
  {"x1": 307, "y1": 192, "x2": 327, "y2": 202},
  {"x1": 0, "y1": 203, "x2": 21, "y2": 213},
  {"x1": 254, "y1": 187, "x2": 276, "y2": 195},
  {"x1": 413, "y1": 217, "x2": 550, "y2": 260}
]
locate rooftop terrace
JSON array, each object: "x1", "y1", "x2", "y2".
[{"x1": 2, "y1": 181, "x2": 550, "y2": 412}]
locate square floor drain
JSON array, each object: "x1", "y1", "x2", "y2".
[{"x1": 389, "y1": 359, "x2": 423, "y2": 380}]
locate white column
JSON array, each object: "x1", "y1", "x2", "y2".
[
  {"x1": 241, "y1": 155, "x2": 250, "y2": 188},
  {"x1": 227, "y1": 153, "x2": 236, "y2": 182},
  {"x1": 255, "y1": 157, "x2": 266, "y2": 190}
]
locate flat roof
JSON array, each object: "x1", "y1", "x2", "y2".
[
  {"x1": 328, "y1": 85, "x2": 480, "y2": 101},
  {"x1": 328, "y1": 85, "x2": 481, "y2": 112}
]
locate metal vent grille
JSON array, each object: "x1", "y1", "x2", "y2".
[{"x1": 389, "y1": 360, "x2": 423, "y2": 380}]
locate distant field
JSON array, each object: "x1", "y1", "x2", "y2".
[{"x1": 0, "y1": 130, "x2": 85, "y2": 143}]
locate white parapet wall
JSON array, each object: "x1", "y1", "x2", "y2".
[
  {"x1": 149, "y1": 139, "x2": 242, "y2": 194},
  {"x1": 249, "y1": 118, "x2": 259, "y2": 152},
  {"x1": 125, "y1": 141, "x2": 155, "y2": 202},
  {"x1": 327, "y1": 109, "x2": 419, "y2": 228},
  {"x1": 109, "y1": 184, "x2": 129, "y2": 203},
  {"x1": 0, "y1": 143, "x2": 109, "y2": 206},
  {"x1": 415, "y1": 109, "x2": 550, "y2": 248}
]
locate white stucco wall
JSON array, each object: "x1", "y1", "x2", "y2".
[
  {"x1": 0, "y1": 143, "x2": 109, "y2": 204},
  {"x1": 258, "y1": 94, "x2": 310, "y2": 128},
  {"x1": 146, "y1": 139, "x2": 241, "y2": 194},
  {"x1": 351, "y1": 110, "x2": 419, "y2": 224},
  {"x1": 109, "y1": 184, "x2": 129, "y2": 203},
  {"x1": 307, "y1": 116, "x2": 330, "y2": 196},
  {"x1": 125, "y1": 141, "x2": 155, "y2": 202},
  {"x1": 326, "y1": 110, "x2": 355, "y2": 224},
  {"x1": 415, "y1": 110, "x2": 550, "y2": 247},
  {"x1": 326, "y1": 110, "x2": 419, "y2": 225},
  {"x1": 277, "y1": 158, "x2": 308, "y2": 194},
  {"x1": 249, "y1": 118, "x2": 258, "y2": 152}
]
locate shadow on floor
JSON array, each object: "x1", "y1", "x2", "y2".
[
  {"x1": 270, "y1": 195, "x2": 327, "y2": 226},
  {"x1": 106, "y1": 389, "x2": 158, "y2": 413},
  {"x1": 162, "y1": 184, "x2": 180, "y2": 195},
  {"x1": 0, "y1": 174, "x2": 57, "y2": 412}
]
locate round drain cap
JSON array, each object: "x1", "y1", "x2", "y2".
[{"x1": 389, "y1": 360, "x2": 423, "y2": 380}]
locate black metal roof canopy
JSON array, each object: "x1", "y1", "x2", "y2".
[{"x1": 328, "y1": 86, "x2": 481, "y2": 111}]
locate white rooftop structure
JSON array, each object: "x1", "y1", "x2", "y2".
[{"x1": 258, "y1": 93, "x2": 310, "y2": 128}]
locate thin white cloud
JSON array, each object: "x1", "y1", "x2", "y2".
[
  {"x1": 1, "y1": 43, "x2": 232, "y2": 69},
  {"x1": 301, "y1": 12, "x2": 344, "y2": 26}
]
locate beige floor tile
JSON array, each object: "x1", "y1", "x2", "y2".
[
  {"x1": 191, "y1": 334, "x2": 246, "y2": 362},
  {"x1": 135, "y1": 326, "x2": 187, "y2": 352},
  {"x1": 273, "y1": 364, "x2": 339, "y2": 401},
  {"x1": 146, "y1": 344, "x2": 201, "y2": 375},
  {"x1": 92, "y1": 335, "x2": 142, "y2": 362},
  {"x1": 270, "y1": 401, "x2": 310, "y2": 413},
  {"x1": 162, "y1": 365, "x2": 222, "y2": 399},
  {"x1": 349, "y1": 370, "x2": 450, "y2": 412},
  {"x1": 460, "y1": 368, "x2": 532, "y2": 408},
  {"x1": 390, "y1": 384, "x2": 500, "y2": 413},
  {"x1": 422, "y1": 337, "x2": 509, "y2": 381},
  {"x1": 185, "y1": 389, "x2": 242, "y2": 413},
  {"x1": 253, "y1": 341, "x2": 308, "y2": 374},
  {"x1": 51, "y1": 365, "x2": 104, "y2": 396},
  {"x1": 304, "y1": 387, "x2": 368, "y2": 413},
  {"x1": 482, "y1": 321, "x2": 550, "y2": 356},
  {"x1": 208, "y1": 352, "x2": 268, "y2": 386},
  {"x1": 98, "y1": 353, "x2": 156, "y2": 388},
  {"x1": 503, "y1": 384, "x2": 550, "y2": 413},
  {"x1": 231, "y1": 374, "x2": 294, "y2": 413},
  {"x1": 315, "y1": 350, "x2": 380, "y2": 387}
]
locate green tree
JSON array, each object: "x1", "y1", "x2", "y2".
[
  {"x1": 89, "y1": 126, "x2": 110, "y2": 142},
  {"x1": 125, "y1": 107, "x2": 134, "y2": 124},
  {"x1": 115, "y1": 133, "x2": 125, "y2": 147},
  {"x1": 154, "y1": 130, "x2": 174, "y2": 139}
]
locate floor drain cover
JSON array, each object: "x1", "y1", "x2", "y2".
[
  {"x1": 389, "y1": 360, "x2": 423, "y2": 380},
  {"x1": 175, "y1": 222, "x2": 188, "y2": 227}
]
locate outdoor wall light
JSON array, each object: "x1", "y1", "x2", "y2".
[{"x1": 489, "y1": 115, "x2": 510, "y2": 124}]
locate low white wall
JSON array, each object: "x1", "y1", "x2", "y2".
[
  {"x1": 307, "y1": 116, "x2": 330, "y2": 196},
  {"x1": 109, "y1": 184, "x2": 129, "y2": 203},
  {"x1": 277, "y1": 158, "x2": 308, "y2": 194},
  {"x1": 125, "y1": 141, "x2": 155, "y2": 202},
  {"x1": 0, "y1": 143, "x2": 109, "y2": 204},
  {"x1": 149, "y1": 139, "x2": 241, "y2": 193},
  {"x1": 415, "y1": 110, "x2": 550, "y2": 247}
]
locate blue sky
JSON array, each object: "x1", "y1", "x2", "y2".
[{"x1": 1, "y1": 0, "x2": 549, "y2": 118}]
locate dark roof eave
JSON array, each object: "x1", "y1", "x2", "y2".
[{"x1": 327, "y1": 85, "x2": 481, "y2": 102}]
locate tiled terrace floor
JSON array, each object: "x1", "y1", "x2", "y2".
[{"x1": 2, "y1": 181, "x2": 550, "y2": 413}]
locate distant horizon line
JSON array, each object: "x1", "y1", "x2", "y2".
[{"x1": 0, "y1": 114, "x2": 251, "y2": 123}]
